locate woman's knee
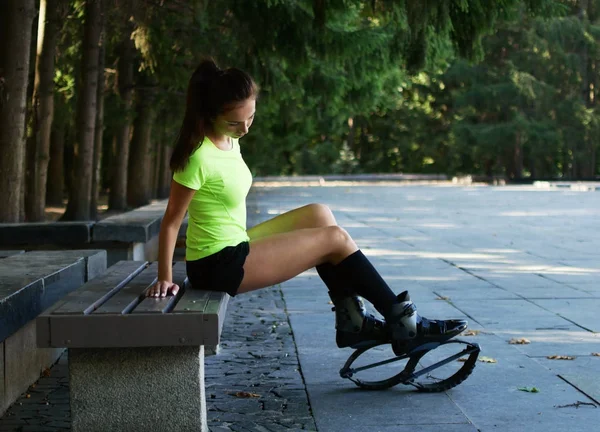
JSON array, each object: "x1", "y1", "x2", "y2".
[
  {"x1": 305, "y1": 203, "x2": 337, "y2": 227},
  {"x1": 324, "y1": 225, "x2": 356, "y2": 252}
]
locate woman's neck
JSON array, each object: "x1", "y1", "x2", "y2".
[{"x1": 205, "y1": 131, "x2": 231, "y2": 150}]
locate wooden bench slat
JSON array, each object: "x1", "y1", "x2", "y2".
[
  {"x1": 203, "y1": 291, "x2": 229, "y2": 345},
  {"x1": 173, "y1": 288, "x2": 212, "y2": 314},
  {"x1": 93, "y1": 263, "x2": 158, "y2": 314},
  {"x1": 133, "y1": 262, "x2": 187, "y2": 314},
  {"x1": 44, "y1": 314, "x2": 215, "y2": 348},
  {"x1": 204, "y1": 291, "x2": 228, "y2": 315},
  {"x1": 37, "y1": 259, "x2": 229, "y2": 349},
  {"x1": 51, "y1": 261, "x2": 148, "y2": 315}
]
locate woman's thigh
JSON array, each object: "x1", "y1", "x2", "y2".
[
  {"x1": 247, "y1": 203, "x2": 337, "y2": 241},
  {"x1": 238, "y1": 225, "x2": 357, "y2": 293}
]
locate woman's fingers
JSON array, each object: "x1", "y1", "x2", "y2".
[{"x1": 147, "y1": 281, "x2": 179, "y2": 297}]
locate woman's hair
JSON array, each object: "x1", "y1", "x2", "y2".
[{"x1": 170, "y1": 59, "x2": 259, "y2": 171}]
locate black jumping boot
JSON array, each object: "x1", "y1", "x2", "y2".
[
  {"x1": 387, "y1": 291, "x2": 468, "y2": 356},
  {"x1": 329, "y1": 293, "x2": 388, "y2": 349}
]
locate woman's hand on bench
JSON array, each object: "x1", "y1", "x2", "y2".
[{"x1": 147, "y1": 280, "x2": 180, "y2": 298}]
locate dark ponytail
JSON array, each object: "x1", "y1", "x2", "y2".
[{"x1": 170, "y1": 59, "x2": 259, "y2": 171}]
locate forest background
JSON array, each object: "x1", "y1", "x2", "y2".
[{"x1": 0, "y1": 0, "x2": 598, "y2": 223}]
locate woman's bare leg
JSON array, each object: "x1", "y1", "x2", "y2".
[
  {"x1": 247, "y1": 203, "x2": 337, "y2": 240},
  {"x1": 238, "y1": 225, "x2": 357, "y2": 293},
  {"x1": 241, "y1": 204, "x2": 469, "y2": 351}
]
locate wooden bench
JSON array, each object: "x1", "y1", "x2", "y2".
[
  {"x1": 37, "y1": 260, "x2": 229, "y2": 432},
  {"x1": 0, "y1": 250, "x2": 107, "y2": 417}
]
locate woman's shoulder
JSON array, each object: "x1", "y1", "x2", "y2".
[{"x1": 189, "y1": 138, "x2": 213, "y2": 160}]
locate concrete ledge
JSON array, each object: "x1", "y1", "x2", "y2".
[
  {"x1": 93, "y1": 201, "x2": 167, "y2": 243},
  {"x1": 0, "y1": 250, "x2": 106, "y2": 417},
  {"x1": 0, "y1": 251, "x2": 24, "y2": 258},
  {"x1": 0, "y1": 250, "x2": 107, "y2": 342},
  {"x1": 69, "y1": 346, "x2": 207, "y2": 432},
  {"x1": 0, "y1": 222, "x2": 93, "y2": 246},
  {"x1": 0, "y1": 203, "x2": 188, "y2": 266}
]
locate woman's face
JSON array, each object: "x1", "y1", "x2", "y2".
[{"x1": 213, "y1": 98, "x2": 256, "y2": 140}]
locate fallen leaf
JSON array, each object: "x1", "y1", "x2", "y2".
[
  {"x1": 463, "y1": 330, "x2": 480, "y2": 336},
  {"x1": 42, "y1": 368, "x2": 51, "y2": 377},
  {"x1": 435, "y1": 296, "x2": 450, "y2": 301},
  {"x1": 25, "y1": 394, "x2": 31, "y2": 399},
  {"x1": 592, "y1": 353, "x2": 600, "y2": 357},
  {"x1": 518, "y1": 387, "x2": 540, "y2": 393},
  {"x1": 327, "y1": 301, "x2": 333, "y2": 305},
  {"x1": 509, "y1": 338, "x2": 531, "y2": 345},
  {"x1": 457, "y1": 358, "x2": 468, "y2": 362},
  {"x1": 478, "y1": 356, "x2": 497, "y2": 363},
  {"x1": 547, "y1": 355, "x2": 576, "y2": 360},
  {"x1": 229, "y1": 391, "x2": 260, "y2": 398}
]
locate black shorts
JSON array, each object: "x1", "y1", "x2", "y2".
[{"x1": 186, "y1": 241, "x2": 250, "y2": 297}]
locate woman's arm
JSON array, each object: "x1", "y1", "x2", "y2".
[{"x1": 148, "y1": 180, "x2": 196, "y2": 297}]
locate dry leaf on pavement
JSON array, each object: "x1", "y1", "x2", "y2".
[
  {"x1": 547, "y1": 355, "x2": 576, "y2": 360},
  {"x1": 435, "y1": 296, "x2": 450, "y2": 301},
  {"x1": 592, "y1": 353, "x2": 600, "y2": 357},
  {"x1": 478, "y1": 356, "x2": 497, "y2": 363},
  {"x1": 509, "y1": 338, "x2": 531, "y2": 345},
  {"x1": 463, "y1": 330, "x2": 481, "y2": 336}
]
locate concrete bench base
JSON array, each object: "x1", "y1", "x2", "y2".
[
  {"x1": 1, "y1": 320, "x2": 64, "y2": 415},
  {"x1": 69, "y1": 346, "x2": 207, "y2": 432}
]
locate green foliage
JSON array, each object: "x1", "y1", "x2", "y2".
[{"x1": 53, "y1": 0, "x2": 598, "y2": 181}]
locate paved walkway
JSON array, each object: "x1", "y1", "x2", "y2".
[
  {"x1": 254, "y1": 183, "x2": 600, "y2": 431},
  {"x1": 1, "y1": 182, "x2": 599, "y2": 431}
]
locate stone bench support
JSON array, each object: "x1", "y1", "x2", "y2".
[
  {"x1": 37, "y1": 260, "x2": 228, "y2": 431},
  {"x1": 69, "y1": 346, "x2": 206, "y2": 432}
]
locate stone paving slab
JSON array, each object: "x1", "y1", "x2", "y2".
[
  {"x1": 498, "y1": 330, "x2": 600, "y2": 357},
  {"x1": 447, "y1": 299, "x2": 577, "y2": 331},
  {"x1": 305, "y1": 384, "x2": 473, "y2": 431},
  {"x1": 529, "y1": 299, "x2": 600, "y2": 332}
]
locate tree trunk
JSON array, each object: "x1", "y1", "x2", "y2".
[
  {"x1": 63, "y1": 0, "x2": 103, "y2": 220},
  {"x1": 579, "y1": 0, "x2": 592, "y2": 179},
  {"x1": 513, "y1": 131, "x2": 523, "y2": 179},
  {"x1": 152, "y1": 131, "x2": 161, "y2": 198},
  {"x1": 25, "y1": 0, "x2": 62, "y2": 221},
  {"x1": 157, "y1": 127, "x2": 172, "y2": 199},
  {"x1": 90, "y1": 27, "x2": 106, "y2": 220},
  {"x1": 0, "y1": 0, "x2": 36, "y2": 222},
  {"x1": 347, "y1": 117, "x2": 357, "y2": 159},
  {"x1": 127, "y1": 88, "x2": 156, "y2": 207},
  {"x1": 46, "y1": 118, "x2": 66, "y2": 206},
  {"x1": 109, "y1": 35, "x2": 135, "y2": 210}
]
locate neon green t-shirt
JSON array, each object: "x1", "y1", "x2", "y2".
[{"x1": 173, "y1": 137, "x2": 252, "y2": 261}]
